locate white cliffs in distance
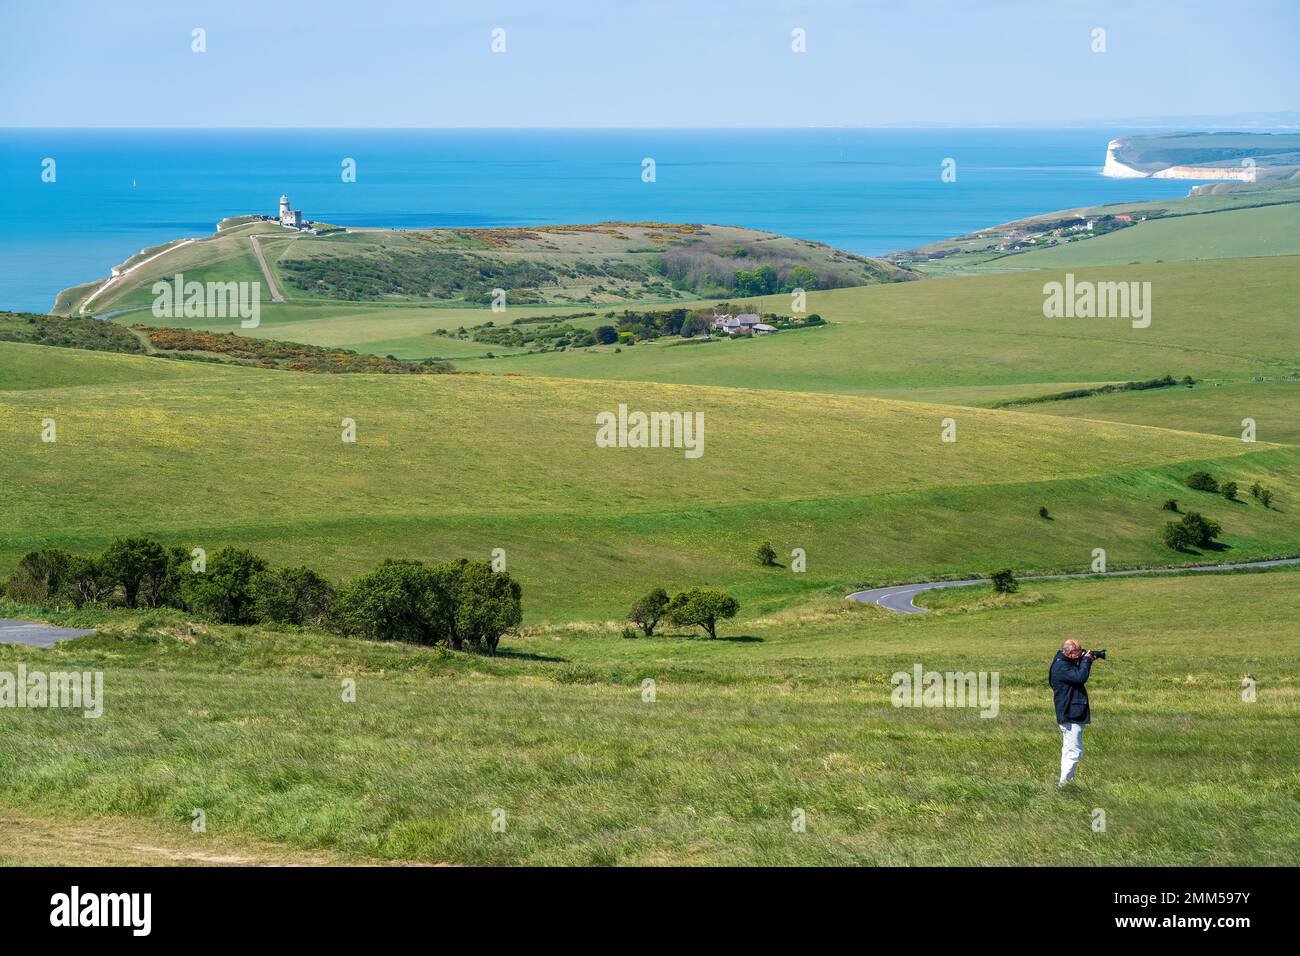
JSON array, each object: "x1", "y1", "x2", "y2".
[{"x1": 1103, "y1": 137, "x2": 1257, "y2": 182}]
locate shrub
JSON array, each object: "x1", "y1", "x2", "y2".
[
  {"x1": 1038, "y1": 506, "x2": 1050, "y2": 519},
  {"x1": 332, "y1": 560, "x2": 453, "y2": 645},
  {"x1": 441, "y1": 559, "x2": 522, "y2": 655},
  {"x1": 1184, "y1": 471, "x2": 1218, "y2": 493},
  {"x1": 1164, "y1": 511, "x2": 1222, "y2": 551},
  {"x1": 253, "y1": 566, "x2": 335, "y2": 626},
  {"x1": 186, "y1": 547, "x2": 268, "y2": 624},
  {"x1": 594, "y1": 325, "x2": 618, "y2": 345},
  {"x1": 3, "y1": 549, "x2": 74, "y2": 604},
  {"x1": 63, "y1": 554, "x2": 112, "y2": 608},
  {"x1": 101, "y1": 536, "x2": 168, "y2": 608},
  {"x1": 627, "y1": 588, "x2": 670, "y2": 637},
  {"x1": 667, "y1": 587, "x2": 739, "y2": 639},
  {"x1": 1259, "y1": 488, "x2": 1274, "y2": 508},
  {"x1": 990, "y1": 569, "x2": 1018, "y2": 594},
  {"x1": 1180, "y1": 512, "x2": 1222, "y2": 548},
  {"x1": 1162, "y1": 521, "x2": 1193, "y2": 551},
  {"x1": 755, "y1": 540, "x2": 777, "y2": 566},
  {"x1": 1222, "y1": 481, "x2": 1239, "y2": 501},
  {"x1": 1161, "y1": 499, "x2": 1179, "y2": 512}
]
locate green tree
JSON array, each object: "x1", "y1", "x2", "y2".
[
  {"x1": 253, "y1": 566, "x2": 335, "y2": 626},
  {"x1": 187, "y1": 547, "x2": 268, "y2": 624},
  {"x1": 755, "y1": 540, "x2": 778, "y2": 566},
  {"x1": 147, "y1": 545, "x2": 197, "y2": 609},
  {"x1": 990, "y1": 569, "x2": 1018, "y2": 594},
  {"x1": 594, "y1": 325, "x2": 619, "y2": 345},
  {"x1": 1164, "y1": 511, "x2": 1222, "y2": 551},
  {"x1": 332, "y1": 560, "x2": 453, "y2": 645},
  {"x1": 440, "y1": 559, "x2": 522, "y2": 655},
  {"x1": 627, "y1": 588, "x2": 670, "y2": 637},
  {"x1": 1161, "y1": 499, "x2": 1179, "y2": 512},
  {"x1": 1259, "y1": 488, "x2": 1274, "y2": 508},
  {"x1": 1162, "y1": 521, "x2": 1193, "y2": 551},
  {"x1": 667, "y1": 588, "x2": 739, "y2": 639},
  {"x1": 101, "y1": 536, "x2": 167, "y2": 608},
  {"x1": 1222, "y1": 481, "x2": 1239, "y2": 501},
  {"x1": 1184, "y1": 471, "x2": 1219, "y2": 493},
  {"x1": 3, "y1": 549, "x2": 74, "y2": 604},
  {"x1": 1179, "y1": 511, "x2": 1222, "y2": 548},
  {"x1": 63, "y1": 554, "x2": 112, "y2": 608},
  {"x1": 1038, "y1": 506, "x2": 1050, "y2": 519}
]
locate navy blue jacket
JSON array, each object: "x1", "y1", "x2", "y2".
[{"x1": 1049, "y1": 651, "x2": 1093, "y2": 725}]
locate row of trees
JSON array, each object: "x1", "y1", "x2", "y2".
[
  {"x1": 626, "y1": 587, "x2": 739, "y2": 639},
  {"x1": 3, "y1": 538, "x2": 522, "y2": 655},
  {"x1": 1184, "y1": 470, "x2": 1276, "y2": 508}
]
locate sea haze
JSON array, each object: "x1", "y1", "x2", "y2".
[{"x1": 0, "y1": 128, "x2": 1203, "y2": 312}]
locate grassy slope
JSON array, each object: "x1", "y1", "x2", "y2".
[
  {"x1": 4, "y1": 341, "x2": 1295, "y2": 621},
  {"x1": 1006, "y1": 202, "x2": 1300, "y2": 268},
  {"x1": 9, "y1": 199, "x2": 1299, "y2": 866},
  {"x1": 898, "y1": 180, "x2": 1300, "y2": 276},
  {"x1": 1, "y1": 567, "x2": 1296, "y2": 865},
  {"x1": 454, "y1": 257, "x2": 1300, "y2": 399}
]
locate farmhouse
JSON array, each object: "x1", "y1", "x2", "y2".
[{"x1": 711, "y1": 313, "x2": 768, "y2": 335}]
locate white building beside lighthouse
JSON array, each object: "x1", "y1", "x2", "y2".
[{"x1": 278, "y1": 194, "x2": 304, "y2": 228}]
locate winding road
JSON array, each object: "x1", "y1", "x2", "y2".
[
  {"x1": 0, "y1": 619, "x2": 97, "y2": 648},
  {"x1": 847, "y1": 558, "x2": 1300, "y2": 613}
]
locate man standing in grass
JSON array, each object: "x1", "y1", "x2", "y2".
[{"x1": 1049, "y1": 639, "x2": 1096, "y2": 785}]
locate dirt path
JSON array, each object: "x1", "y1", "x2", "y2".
[
  {"x1": 79, "y1": 238, "x2": 197, "y2": 313},
  {"x1": 249, "y1": 234, "x2": 286, "y2": 302},
  {"x1": 0, "y1": 809, "x2": 417, "y2": 866}
]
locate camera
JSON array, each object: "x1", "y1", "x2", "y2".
[{"x1": 1084, "y1": 649, "x2": 1107, "y2": 660}]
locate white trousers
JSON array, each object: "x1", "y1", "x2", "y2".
[{"x1": 1058, "y1": 722, "x2": 1084, "y2": 783}]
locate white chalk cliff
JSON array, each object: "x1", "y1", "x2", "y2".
[{"x1": 1102, "y1": 137, "x2": 1256, "y2": 182}]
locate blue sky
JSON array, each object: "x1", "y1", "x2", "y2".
[{"x1": 2, "y1": 0, "x2": 1296, "y2": 127}]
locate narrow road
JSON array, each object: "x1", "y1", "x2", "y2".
[
  {"x1": 249, "y1": 234, "x2": 286, "y2": 302},
  {"x1": 847, "y1": 558, "x2": 1300, "y2": 613},
  {"x1": 0, "y1": 619, "x2": 96, "y2": 648}
]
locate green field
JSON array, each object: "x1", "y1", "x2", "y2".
[
  {"x1": 2, "y1": 568, "x2": 1296, "y2": 865},
  {"x1": 6, "y1": 204, "x2": 1299, "y2": 865},
  {"x1": 1007, "y1": 202, "x2": 1300, "y2": 268}
]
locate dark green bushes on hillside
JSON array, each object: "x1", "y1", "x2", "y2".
[
  {"x1": 253, "y1": 565, "x2": 335, "y2": 627},
  {"x1": 185, "y1": 547, "x2": 268, "y2": 624},
  {"x1": 3, "y1": 538, "x2": 521, "y2": 652},
  {"x1": 0, "y1": 311, "x2": 146, "y2": 353},
  {"x1": 1184, "y1": 471, "x2": 1219, "y2": 493},
  {"x1": 333, "y1": 558, "x2": 521, "y2": 654},
  {"x1": 1162, "y1": 511, "x2": 1222, "y2": 551}
]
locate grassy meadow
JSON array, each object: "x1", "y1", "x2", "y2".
[
  {"x1": 3, "y1": 338, "x2": 1295, "y2": 622},
  {"x1": 1, "y1": 568, "x2": 1296, "y2": 865},
  {"x1": 5, "y1": 208, "x2": 1298, "y2": 865}
]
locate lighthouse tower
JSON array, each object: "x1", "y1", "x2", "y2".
[{"x1": 277, "y1": 194, "x2": 303, "y2": 228}]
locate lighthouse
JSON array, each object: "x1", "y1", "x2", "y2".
[{"x1": 277, "y1": 194, "x2": 304, "y2": 228}]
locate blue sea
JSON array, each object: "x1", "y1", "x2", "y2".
[{"x1": 0, "y1": 128, "x2": 1204, "y2": 313}]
